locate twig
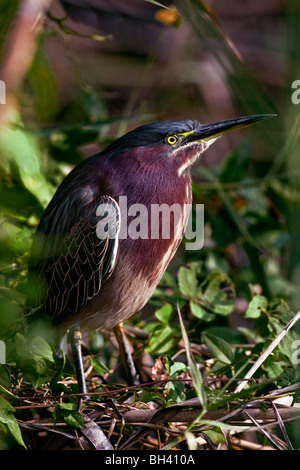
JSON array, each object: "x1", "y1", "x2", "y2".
[
  {"x1": 12, "y1": 376, "x2": 270, "y2": 406},
  {"x1": 120, "y1": 403, "x2": 300, "y2": 425},
  {"x1": 46, "y1": 12, "x2": 112, "y2": 42},
  {"x1": 231, "y1": 437, "x2": 275, "y2": 451},
  {"x1": 270, "y1": 400, "x2": 294, "y2": 450},
  {"x1": 242, "y1": 409, "x2": 287, "y2": 450},
  {"x1": 18, "y1": 419, "x2": 83, "y2": 441}
]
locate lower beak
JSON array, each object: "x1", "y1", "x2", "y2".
[{"x1": 192, "y1": 114, "x2": 276, "y2": 142}]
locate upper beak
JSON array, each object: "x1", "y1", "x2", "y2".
[{"x1": 190, "y1": 114, "x2": 277, "y2": 142}]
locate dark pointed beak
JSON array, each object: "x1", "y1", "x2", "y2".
[{"x1": 190, "y1": 114, "x2": 277, "y2": 142}]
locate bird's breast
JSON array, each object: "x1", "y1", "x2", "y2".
[{"x1": 119, "y1": 177, "x2": 192, "y2": 282}]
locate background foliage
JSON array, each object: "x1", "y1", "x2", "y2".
[{"x1": 1, "y1": 0, "x2": 300, "y2": 450}]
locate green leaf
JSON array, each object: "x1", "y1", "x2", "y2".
[
  {"x1": 190, "y1": 300, "x2": 216, "y2": 322},
  {"x1": 163, "y1": 356, "x2": 187, "y2": 403},
  {"x1": 155, "y1": 304, "x2": 173, "y2": 324},
  {"x1": 0, "y1": 396, "x2": 15, "y2": 413},
  {"x1": 139, "y1": 392, "x2": 165, "y2": 405},
  {"x1": 204, "y1": 429, "x2": 226, "y2": 444},
  {"x1": 211, "y1": 209, "x2": 239, "y2": 246},
  {"x1": 0, "y1": 127, "x2": 54, "y2": 207},
  {"x1": 178, "y1": 308, "x2": 207, "y2": 410},
  {"x1": 165, "y1": 355, "x2": 186, "y2": 377},
  {"x1": 259, "y1": 401, "x2": 269, "y2": 413},
  {"x1": 54, "y1": 402, "x2": 84, "y2": 429},
  {"x1": 178, "y1": 263, "x2": 199, "y2": 298},
  {"x1": 0, "y1": 412, "x2": 26, "y2": 448},
  {"x1": 0, "y1": 397, "x2": 26, "y2": 448},
  {"x1": 63, "y1": 410, "x2": 84, "y2": 429},
  {"x1": 89, "y1": 356, "x2": 110, "y2": 375},
  {"x1": 204, "y1": 326, "x2": 246, "y2": 344},
  {"x1": 265, "y1": 362, "x2": 284, "y2": 379},
  {"x1": 27, "y1": 35, "x2": 59, "y2": 123},
  {"x1": 267, "y1": 310, "x2": 299, "y2": 362},
  {"x1": 201, "y1": 332, "x2": 234, "y2": 365},
  {"x1": 13, "y1": 334, "x2": 54, "y2": 387},
  {"x1": 262, "y1": 339, "x2": 279, "y2": 368},
  {"x1": 160, "y1": 271, "x2": 179, "y2": 291},
  {"x1": 199, "y1": 271, "x2": 228, "y2": 300},
  {"x1": 0, "y1": 365, "x2": 11, "y2": 390},
  {"x1": 14, "y1": 333, "x2": 30, "y2": 358},
  {"x1": 29, "y1": 374, "x2": 50, "y2": 389},
  {"x1": 167, "y1": 380, "x2": 186, "y2": 403},
  {"x1": 15, "y1": 333, "x2": 54, "y2": 365},
  {"x1": 219, "y1": 139, "x2": 250, "y2": 183},
  {"x1": 198, "y1": 271, "x2": 236, "y2": 316},
  {"x1": 31, "y1": 357, "x2": 47, "y2": 375},
  {"x1": 245, "y1": 295, "x2": 268, "y2": 318},
  {"x1": 53, "y1": 404, "x2": 62, "y2": 426},
  {"x1": 145, "y1": 324, "x2": 176, "y2": 355},
  {"x1": 58, "y1": 403, "x2": 74, "y2": 411},
  {"x1": 30, "y1": 336, "x2": 54, "y2": 363},
  {"x1": 169, "y1": 362, "x2": 186, "y2": 376}
]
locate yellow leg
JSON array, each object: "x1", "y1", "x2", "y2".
[{"x1": 113, "y1": 322, "x2": 139, "y2": 386}]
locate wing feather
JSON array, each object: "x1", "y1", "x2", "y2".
[{"x1": 27, "y1": 193, "x2": 120, "y2": 324}]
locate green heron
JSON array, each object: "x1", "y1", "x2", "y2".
[{"x1": 26, "y1": 114, "x2": 274, "y2": 445}]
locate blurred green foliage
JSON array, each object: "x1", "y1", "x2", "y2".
[{"x1": 0, "y1": 0, "x2": 300, "y2": 450}]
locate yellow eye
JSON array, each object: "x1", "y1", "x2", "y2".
[{"x1": 166, "y1": 135, "x2": 178, "y2": 145}]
